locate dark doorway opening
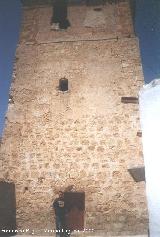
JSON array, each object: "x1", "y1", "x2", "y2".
[
  {"x1": 0, "y1": 182, "x2": 16, "y2": 236},
  {"x1": 64, "y1": 192, "x2": 85, "y2": 232}
]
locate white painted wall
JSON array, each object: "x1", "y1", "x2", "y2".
[{"x1": 139, "y1": 79, "x2": 160, "y2": 237}]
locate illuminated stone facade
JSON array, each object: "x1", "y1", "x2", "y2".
[{"x1": 0, "y1": 1, "x2": 148, "y2": 235}]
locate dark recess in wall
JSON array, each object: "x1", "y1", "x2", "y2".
[
  {"x1": 21, "y1": 0, "x2": 85, "y2": 7},
  {"x1": 21, "y1": 0, "x2": 119, "y2": 7},
  {"x1": 0, "y1": 182, "x2": 16, "y2": 236}
]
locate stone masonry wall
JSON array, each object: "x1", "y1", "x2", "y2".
[{"x1": 0, "y1": 1, "x2": 148, "y2": 235}]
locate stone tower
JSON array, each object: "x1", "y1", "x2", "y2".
[{"x1": 0, "y1": 0, "x2": 148, "y2": 235}]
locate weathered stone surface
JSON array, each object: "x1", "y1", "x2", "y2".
[{"x1": 0, "y1": 0, "x2": 148, "y2": 236}]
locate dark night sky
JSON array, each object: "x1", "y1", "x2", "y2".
[{"x1": 0, "y1": 0, "x2": 160, "y2": 136}]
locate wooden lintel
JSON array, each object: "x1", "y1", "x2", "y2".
[
  {"x1": 137, "y1": 131, "x2": 142, "y2": 137},
  {"x1": 121, "y1": 97, "x2": 139, "y2": 104}
]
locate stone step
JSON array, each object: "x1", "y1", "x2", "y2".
[
  {"x1": 72, "y1": 235, "x2": 147, "y2": 237},
  {"x1": 71, "y1": 231, "x2": 148, "y2": 237},
  {"x1": 12, "y1": 235, "x2": 148, "y2": 237},
  {"x1": 74, "y1": 235, "x2": 147, "y2": 236},
  {"x1": 10, "y1": 230, "x2": 148, "y2": 237}
]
